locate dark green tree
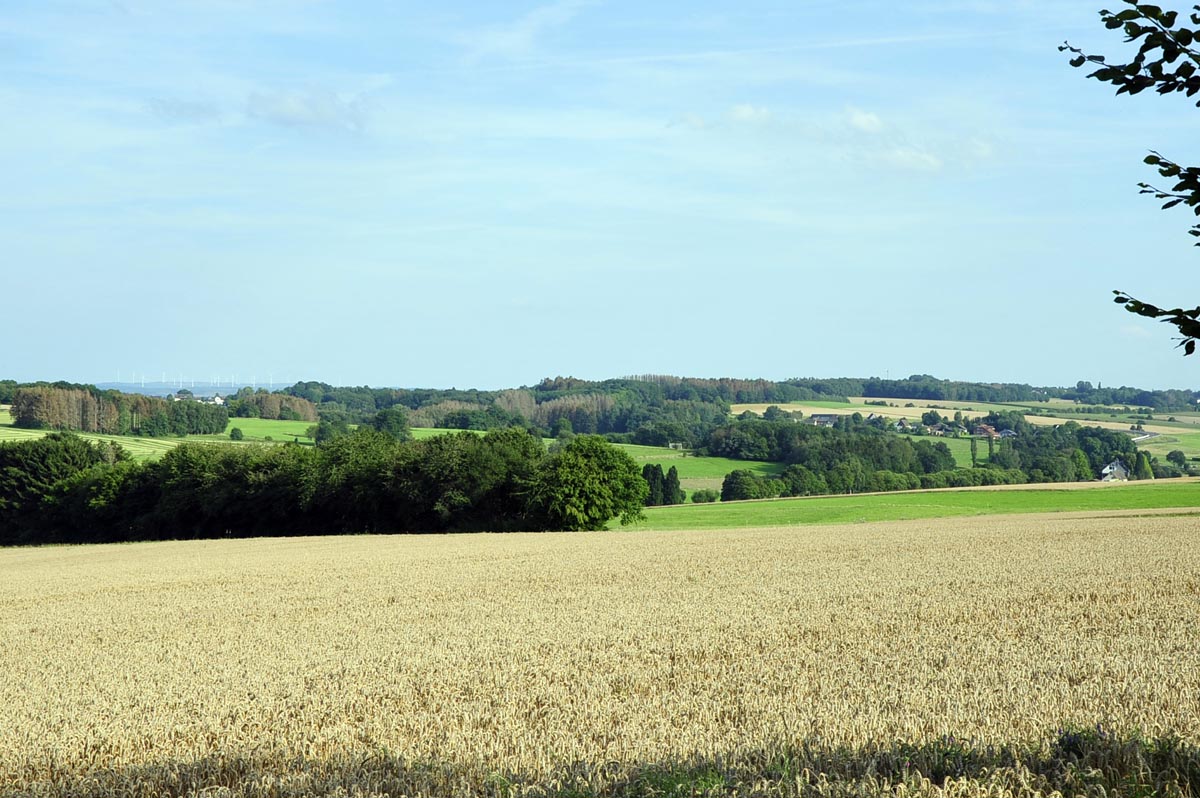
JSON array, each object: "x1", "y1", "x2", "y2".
[
  {"x1": 1062, "y1": 2, "x2": 1200, "y2": 354},
  {"x1": 229, "y1": 427, "x2": 244, "y2": 441},
  {"x1": 528, "y1": 435, "x2": 647, "y2": 530},
  {"x1": 1167, "y1": 449, "x2": 1188, "y2": 467},
  {"x1": 721, "y1": 469, "x2": 777, "y2": 501},
  {"x1": 990, "y1": 440, "x2": 1021, "y2": 471},
  {"x1": 1071, "y1": 448, "x2": 1095, "y2": 480},
  {"x1": 663, "y1": 465, "x2": 685, "y2": 504},
  {"x1": 0, "y1": 433, "x2": 127, "y2": 541},
  {"x1": 779, "y1": 463, "x2": 828, "y2": 496},
  {"x1": 371, "y1": 406, "x2": 411, "y2": 441},
  {"x1": 1134, "y1": 450, "x2": 1156, "y2": 479},
  {"x1": 825, "y1": 457, "x2": 867, "y2": 494},
  {"x1": 641, "y1": 463, "x2": 665, "y2": 506},
  {"x1": 970, "y1": 436, "x2": 979, "y2": 467},
  {"x1": 314, "y1": 417, "x2": 350, "y2": 444},
  {"x1": 553, "y1": 417, "x2": 574, "y2": 440}
]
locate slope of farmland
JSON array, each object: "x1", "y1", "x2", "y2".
[
  {"x1": 0, "y1": 405, "x2": 180, "y2": 460},
  {"x1": 2, "y1": 514, "x2": 1199, "y2": 797},
  {"x1": 731, "y1": 397, "x2": 1187, "y2": 437},
  {"x1": 635, "y1": 478, "x2": 1200, "y2": 530},
  {"x1": 615, "y1": 443, "x2": 786, "y2": 491}
]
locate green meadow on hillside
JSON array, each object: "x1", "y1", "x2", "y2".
[
  {"x1": 634, "y1": 479, "x2": 1200, "y2": 530},
  {"x1": 614, "y1": 443, "x2": 786, "y2": 492},
  {"x1": 193, "y1": 416, "x2": 316, "y2": 443},
  {"x1": 0, "y1": 406, "x2": 179, "y2": 460}
]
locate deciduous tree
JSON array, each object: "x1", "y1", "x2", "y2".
[
  {"x1": 1063, "y1": 2, "x2": 1200, "y2": 354},
  {"x1": 528, "y1": 435, "x2": 647, "y2": 530}
]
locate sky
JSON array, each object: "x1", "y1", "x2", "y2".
[{"x1": 3, "y1": 0, "x2": 1199, "y2": 391}]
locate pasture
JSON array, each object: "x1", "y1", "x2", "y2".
[
  {"x1": 197, "y1": 416, "x2": 316, "y2": 442},
  {"x1": 635, "y1": 478, "x2": 1200, "y2": 530},
  {"x1": 2, "y1": 512, "x2": 1199, "y2": 797},
  {"x1": 615, "y1": 443, "x2": 786, "y2": 491},
  {"x1": 0, "y1": 405, "x2": 180, "y2": 461}
]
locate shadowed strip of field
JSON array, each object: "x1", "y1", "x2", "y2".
[{"x1": 6, "y1": 728, "x2": 1197, "y2": 798}]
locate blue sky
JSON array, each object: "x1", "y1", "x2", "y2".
[{"x1": 3, "y1": 0, "x2": 1198, "y2": 390}]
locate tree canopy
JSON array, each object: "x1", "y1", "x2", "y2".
[
  {"x1": 528, "y1": 436, "x2": 647, "y2": 531},
  {"x1": 1063, "y1": 1, "x2": 1200, "y2": 355}
]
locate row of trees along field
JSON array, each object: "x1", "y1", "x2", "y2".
[
  {"x1": 9, "y1": 386, "x2": 228, "y2": 436},
  {"x1": 0, "y1": 430, "x2": 648, "y2": 546},
  {"x1": 703, "y1": 412, "x2": 1151, "y2": 501}
]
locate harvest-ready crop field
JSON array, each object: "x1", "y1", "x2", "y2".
[
  {"x1": 3, "y1": 512, "x2": 1199, "y2": 797},
  {"x1": 729, "y1": 396, "x2": 1200, "y2": 464}
]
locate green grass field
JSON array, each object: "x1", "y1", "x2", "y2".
[
  {"x1": 194, "y1": 416, "x2": 317, "y2": 443},
  {"x1": 615, "y1": 443, "x2": 785, "y2": 491},
  {"x1": 632, "y1": 479, "x2": 1200, "y2": 530},
  {"x1": 0, "y1": 406, "x2": 182, "y2": 460},
  {"x1": 930, "y1": 434, "x2": 985, "y2": 467},
  {"x1": 1135, "y1": 429, "x2": 1200, "y2": 463}
]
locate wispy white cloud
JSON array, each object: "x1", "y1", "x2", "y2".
[
  {"x1": 459, "y1": 0, "x2": 597, "y2": 61},
  {"x1": 846, "y1": 106, "x2": 883, "y2": 133},
  {"x1": 729, "y1": 103, "x2": 769, "y2": 122},
  {"x1": 246, "y1": 89, "x2": 365, "y2": 131},
  {"x1": 882, "y1": 146, "x2": 943, "y2": 171}
]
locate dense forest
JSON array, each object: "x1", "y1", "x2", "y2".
[{"x1": 0, "y1": 431, "x2": 647, "y2": 545}]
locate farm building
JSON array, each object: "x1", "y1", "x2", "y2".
[{"x1": 1101, "y1": 460, "x2": 1129, "y2": 482}]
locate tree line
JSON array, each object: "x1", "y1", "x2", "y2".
[
  {"x1": 10, "y1": 387, "x2": 228, "y2": 436},
  {"x1": 275, "y1": 374, "x2": 1200, "y2": 446},
  {"x1": 0, "y1": 431, "x2": 647, "y2": 546},
  {"x1": 225, "y1": 388, "x2": 318, "y2": 421},
  {"x1": 704, "y1": 412, "x2": 1151, "y2": 500}
]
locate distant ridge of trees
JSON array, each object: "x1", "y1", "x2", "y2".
[
  {"x1": 10, "y1": 386, "x2": 227, "y2": 436},
  {"x1": 273, "y1": 374, "x2": 1200, "y2": 445},
  {"x1": 6, "y1": 374, "x2": 1199, "y2": 442}
]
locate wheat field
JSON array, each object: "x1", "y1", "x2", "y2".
[{"x1": 2, "y1": 513, "x2": 1199, "y2": 797}]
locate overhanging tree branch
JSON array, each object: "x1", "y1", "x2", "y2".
[{"x1": 1061, "y1": 1, "x2": 1200, "y2": 356}]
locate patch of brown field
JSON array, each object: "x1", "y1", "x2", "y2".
[
  {"x1": 730, "y1": 401, "x2": 1184, "y2": 436},
  {"x1": 3, "y1": 515, "x2": 1200, "y2": 796}
]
